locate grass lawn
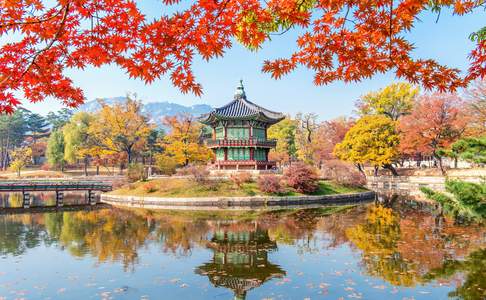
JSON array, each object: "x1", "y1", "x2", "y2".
[{"x1": 110, "y1": 178, "x2": 367, "y2": 198}]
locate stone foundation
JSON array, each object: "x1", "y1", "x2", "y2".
[{"x1": 101, "y1": 191, "x2": 375, "y2": 210}]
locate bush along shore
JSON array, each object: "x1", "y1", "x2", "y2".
[{"x1": 104, "y1": 164, "x2": 373, "y2": 209}]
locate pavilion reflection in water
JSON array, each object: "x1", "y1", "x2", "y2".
[{"x1": 195, "y1": 222, "x2": 286, "y2": 300}]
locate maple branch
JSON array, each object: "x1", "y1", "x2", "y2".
[
  {"x1": 0, "y1": 2, "x2": 71, "y2": 88},
  {"x1": 0, "y1": 5, "x2": 64, "y2": 29}
]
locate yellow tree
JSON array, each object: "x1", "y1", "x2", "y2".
[
  {"x1": 161, "y1": 114, "x2": 212, "y2": 166},
  {"x1": 356, "y1": 83, "x2": 418, "y2": 121},
  {"x1": 9, "y1": 147, "x2": 32, "y2": 177},
  {"x1": 88, "y1": 96, "x2": 151, "y2": 167},
  {"x1": 334, "y1": 115, "x2": 400, "y2": 176}
]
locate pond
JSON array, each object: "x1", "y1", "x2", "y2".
[{"x1": 0, "y1": 201, "x2": 485, "y2": 300}]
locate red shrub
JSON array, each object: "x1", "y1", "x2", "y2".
[
  {"x1": 258, "y1": 175, "x2": 285, "y2": 194},
  {"x1": 320, "y1": 160, "x2": 366, "y2": 187},
  {"x1": 284, "y1": 162, "x2": 319, "y2": 193},
  {"x1": 41, "y1": 164, "x2": 50, "y2": 171},
  {"x1": 142, "y1": 182, "x2": 158, "y2": 193}
]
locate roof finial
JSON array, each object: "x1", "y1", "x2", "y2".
[{"x1": 234, "y1": 79, "x2": 246, "y2": 99}]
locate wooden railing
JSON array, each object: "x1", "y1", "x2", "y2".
[
  {"x1": 0, "y1": 181, "x2": 113, "y2": 192},
  {"x1": 205, "y1": 138, "x2": 277, "y2": 148}
]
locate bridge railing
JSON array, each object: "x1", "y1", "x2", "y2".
[{"x1": 0, "y1": 181, "x2": 112, "y2": 192}]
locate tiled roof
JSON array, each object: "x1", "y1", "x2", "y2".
[{"x1": 199, "y1": 81, "x2": 285, "y2": 124}]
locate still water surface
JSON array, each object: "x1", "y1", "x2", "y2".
[{"x1": 0, "y1": 201, "x2": 485, "y2": 300}]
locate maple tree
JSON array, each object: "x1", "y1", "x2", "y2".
[
  {"x1": 399, "y1": 93, "x2": 468, "y2": 173},
  {"x1": 356, "y1": 82, "x2": 418, "y2": 121},
  {"x1": 334, "y1": 115, "x2": 400, "y2": 175},
  {"x1": 9, "y1": 146, "x2": 32, "y2": 177},
  {"x1": 161, "y1": 114, "x2": 212, "y2": 166},
  {"x1": 88, "y1": 96, "x2": 152, "y2": 166},
  {"x1": 2, "y1": 0, "x2": 485, "y2": 114}
]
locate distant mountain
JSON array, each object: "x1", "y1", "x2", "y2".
[{"x1": 78, "y1": 97, "x2": 212, "y2": 126}]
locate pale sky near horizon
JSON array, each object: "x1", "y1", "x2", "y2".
[{"x1": 20, "y1": 3, "x2": 485, "y2": 120}]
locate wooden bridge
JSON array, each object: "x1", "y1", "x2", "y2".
[{"x1": 0, "y1": 181, "x2": 112, "y2": 208}]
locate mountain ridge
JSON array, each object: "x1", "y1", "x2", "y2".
[{"x1": 78, "y1": 97, "x2": 212, "y2": 126}]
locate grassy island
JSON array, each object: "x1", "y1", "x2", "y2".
[{"x1": 109, "y1": 177, "x2": 367, "y2": 198}]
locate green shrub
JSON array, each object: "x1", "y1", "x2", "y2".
[
  {"x1": 421, "y1": 179, "x2": 486, "y2": 222},
  {"x1": 155, "y1": 154, "x2": 178, "y2": 175}
]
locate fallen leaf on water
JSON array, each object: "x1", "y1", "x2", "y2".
[{"x1": 57, "y1": 288, "x2": 66, "y2": 293}]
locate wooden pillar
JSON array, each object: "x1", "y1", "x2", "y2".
[
  {"x1": 56, "y1": 191, "x2": 64, "y2": 207},
  {"x1": 212, "y1": 127, "x2": 216, "y2": 140},
  {"x1": 22, "y1": 192, "x2": 30, "y2": 209},
  {"x1": 224, "y1": 127, "x2": 227, "y2": 139},
  {"x1": 224, "y1": 148, "x2": 228, "y2": 161},
  {"x1": 250, "y1": 148, "x2": 254, "y2": 161}
]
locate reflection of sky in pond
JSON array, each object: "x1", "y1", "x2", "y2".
[{"x1": 0, "y1": 204, "x2": 484, "y2": 300}]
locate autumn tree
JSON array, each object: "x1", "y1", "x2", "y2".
[
  {"x1": 356, "y1": 83, "x2": 418, "y2": 121},
  {"x1": 9, "y1": 147, "x2": 32, "y2": 177},
  {"x1": 267, "y1": 117, "x2": 297, "y2": 166},
  {"x1": 88, "y1": 96, "x2": 151, "y2": 168},
  {"x1": 311, "y1": 117, "x2": 354, "y2": 167},
  {"x1": 399, "y1": 93, "x2": 468, "y2": 174},
  {"x1": 334, "y1": 115, "x2": 400, "y2": 175},
  {"x1": 2, "y1": 1, "x2": 484, "y2": 114},
  {"x1": 63, "y1": 112, "x2": 95, "y2": 176},
  {"x1": 161, "y1": 114, "x2": 212, "y2": 166}
]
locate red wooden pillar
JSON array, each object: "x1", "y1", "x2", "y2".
[
  {"x1": 212, "y1": 127, "x2": 216, "y2": 139},
  {"x1": 224, "y1": 148, "x2": 228, "y2": 161},
  {"x1": 224, "y1": 127, "x2": 227, "y2": 139},
  {"x1": 250, "y1": 148, "x2": 254, "y2": 161}
]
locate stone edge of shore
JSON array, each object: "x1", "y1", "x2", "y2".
[{"x1": 100, "y1": 191, "x2": 376, "y2": 209}]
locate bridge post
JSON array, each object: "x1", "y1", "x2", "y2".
[
  {"x1": 56, "y1": 191, "x2": 64, "y2": 207},
  {"x1": 88, "y1": 190, "x2": 97, "y2": 205},
  {"x1": 22, "y1": 192, "x2": 30, "y2": 208}
]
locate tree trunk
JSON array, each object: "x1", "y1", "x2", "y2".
[
  {"x1": 374, "y1": 166, "x2": 379, "y2": 176},
  {"x1": 17, "y1": 169, "x2": 20, "y2": 177},
  {"x1": 384, "y1": 164, "x2": 398, "y2": 176},
  {"x1": 355, "y1": 163, "x2": 365, "y2": 175},
  {"x1": 84, "y1": 157, "x2": 89, "y2": 176},
  {"x1": 435, "y1": 153, "x2": 446, "y2": 175},
  {"x1": 96, "y1": 165, "x2": 100, "y2": 175}
]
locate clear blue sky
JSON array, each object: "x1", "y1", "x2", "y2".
[{"x1": 22, "y1": 3, "x2": 484, "y2": 120}]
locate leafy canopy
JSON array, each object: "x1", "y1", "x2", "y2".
[
  {"x1": 334, "y1": 115, "x2": 400, "y2": 168},
  {"x1": 356, "y1": 82, "x2": 418, "y2": 121},
  {"x1": 1, "y1": 0, "x2": 485, "y2": 113}
]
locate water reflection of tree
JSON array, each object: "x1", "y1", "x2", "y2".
[
  {"x1": 346, "y1": 204, "x2": 486, "y2": 290},
  {"x1": 423, "y1": 248, "x2": 486, "y2": 300},
  {"x1": 0, "y1": 214, "x2": 45, "y2": 256},
  {"x1": 195, "y1": 222, "x2": 285, "y2": 300},
  {"x1": 346, "y1": 205, "x2": 421, "y2": 286}
]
